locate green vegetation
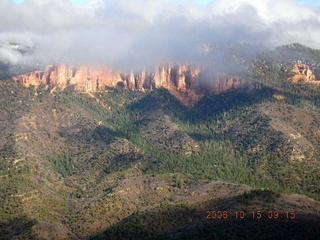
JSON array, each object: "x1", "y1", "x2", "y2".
[
  {"x1": 0, "y1": 43, "x2": 320, "y2": 238},
  {"x1": 93, "y1": 188, "x2": 320, "y2": 240},
  {"x1": 46, "y1": 153, "x2": 73, "y2": 177}
]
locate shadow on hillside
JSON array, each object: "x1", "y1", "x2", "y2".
[
  {"x1": 127, "y1": 88, "x2": 191, "y2": 119},
  {"x1": 0, "y1": 216, "x2": 37, "y2": 240},
  {"x1": 57, "y1": 125, "x2": 123, "y2": 146},
  {"x1": 128, "y1": 87, "x2": 275, "y2": 124},
  {"x1": 89, "y1": 190, "x2": 320, "y2": 240},
  {"x1": 193, "y1": 87, "x2": 275, "y2": 120},
  {"x1": 127, "y1": 87, "x2": 275, "y2": 145}
]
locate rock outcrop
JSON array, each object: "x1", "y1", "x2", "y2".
[
  {"x1": 13, "y1": 63, "x2": 257, "y2": 106},
  {"x1": 292, "y1": 63, "x2": 317, "y2": 83}
]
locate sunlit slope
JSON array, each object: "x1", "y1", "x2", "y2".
[{"x1": 0, "y1": 72, "x2": 319, "y2": 238}]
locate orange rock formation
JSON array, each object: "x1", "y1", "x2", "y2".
[
  {"x1": 13, "y1": 63, "x2": 256, "y2": 106},
  {"x1": 292, "y1": 63, "x2": 317, "y2": 83}
]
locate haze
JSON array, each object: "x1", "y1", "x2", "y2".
[{"x1": 1, "y1": 0, "x2": 320, "y2": 69}]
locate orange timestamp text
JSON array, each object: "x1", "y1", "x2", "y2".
[{"x1": 206, "y1": 210, "x2": 296, "y2": 220}]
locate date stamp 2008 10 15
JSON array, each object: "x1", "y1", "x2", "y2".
[{"x1": 206, "y1": 210, "x2": 296, "y2": 220}]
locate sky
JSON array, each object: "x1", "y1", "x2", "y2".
[
  {"x1": 13, "y1": 0, "x2": 320, "y2": 6},
  {"x1": 1, "y1": 0, "x2": 320, "y2": 68}
]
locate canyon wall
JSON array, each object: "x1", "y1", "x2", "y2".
[
  {"x1": 13, "y1": 63, "x2": 256, "y2": 106},
  {"x1": 12, "y1": 64, "x2": 203, "y2": 91}
]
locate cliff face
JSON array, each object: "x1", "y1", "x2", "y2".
[
  {"x1": 12, "y1": 63, "x2": 256, "y2": 106},
  {"x1": 201, "y1": 75, "x2": 257, "y2": 94},
  {"x1": 13, "y1": 64, "x2": 115, "y2": 91}
]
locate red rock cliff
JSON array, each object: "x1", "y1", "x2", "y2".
[{"x1": 13, "y1": 63, "x2": 256, "y2": 106}]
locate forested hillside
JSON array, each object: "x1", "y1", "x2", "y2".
[{"x1": 0, "y1": 43, "x2": 320, "y2": 239}]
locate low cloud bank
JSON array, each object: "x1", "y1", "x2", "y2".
[{"x1": 1, "y1": 0, "x2": 320, "y2": 70}]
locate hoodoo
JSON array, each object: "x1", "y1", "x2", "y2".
[{"x1": 13, "y1": 63, "x2": 256, "y2": 106}]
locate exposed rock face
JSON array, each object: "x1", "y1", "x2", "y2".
[
  {"x1": 292, "y1": 63, "x2": 316, "y2": 83},
  {"x1": 13, "y1": 63, "x2": 257, "y2": 106},
  {"x1": 201, "y1": 75, "x2": 257, "y2": 94},
  {"x1": 13, "y1": 64, "x2": 115, "y2": 91}
]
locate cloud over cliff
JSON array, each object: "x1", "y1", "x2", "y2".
[{"x1": 1, "y1": 0, "x2": 320, "y2": 68}]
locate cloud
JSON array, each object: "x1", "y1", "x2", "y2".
[{"x1": 0, "y1": 0, "x2": 320, "y2": 69}]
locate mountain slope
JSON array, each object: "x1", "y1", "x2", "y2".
[{"x1": 0, "y1": 43, "x2": 320, "y2": 239}]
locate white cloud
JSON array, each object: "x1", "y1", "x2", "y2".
[
  {"x1": 1, "y1": 0, "x2": 320, "y2": 68},
  {"x1": 0, "y1": 47, "x2": 22, "y2": 64}
]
